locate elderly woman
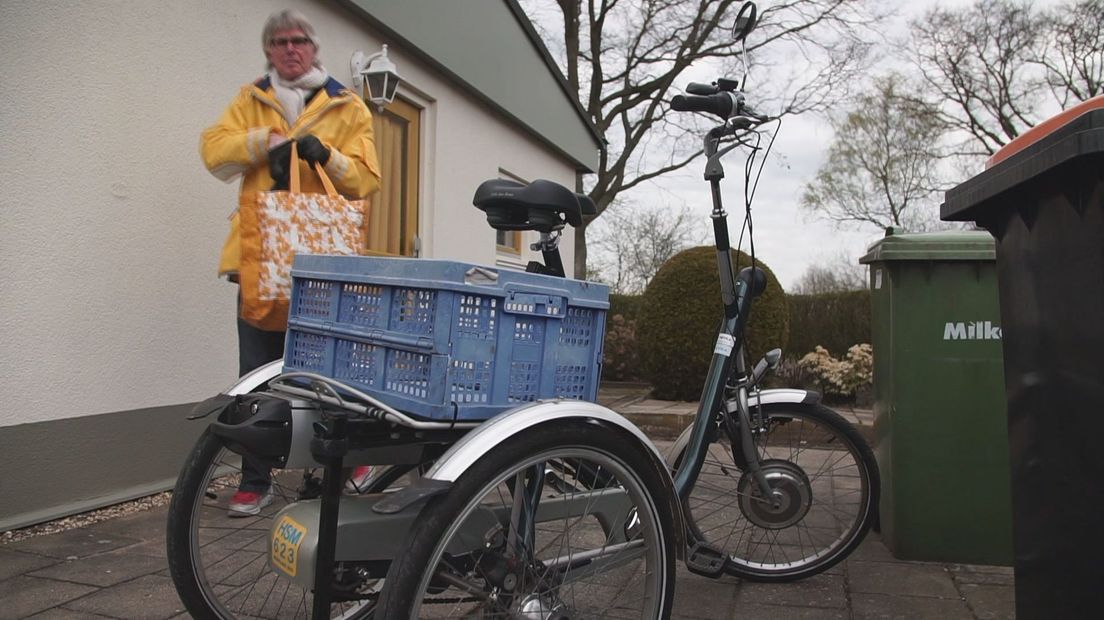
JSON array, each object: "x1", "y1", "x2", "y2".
[{"x1": 200, "y1": 9, "x2": 381, "y2": 515}]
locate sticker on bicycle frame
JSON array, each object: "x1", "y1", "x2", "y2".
[
  {"x1": 271, "y1": 514, "x2": 308, "y2": 577},
  {"x1": 714, "y1": 333, "x2": 735, "y2": 357}
]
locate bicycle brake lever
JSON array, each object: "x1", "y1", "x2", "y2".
[
  {"x1": 728, "y1": 117, "x2": 754, "y2": 131},
  {"x1": 740, "y1": 105, "x2": 772, "y2": 123}
]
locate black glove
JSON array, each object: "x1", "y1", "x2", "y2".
[
  {"x1": 296, "y1": 134, "x2": 331, "y2": 166},
  {"x1": 268, "y1": 139, "x2": 293, "y2": 191}
]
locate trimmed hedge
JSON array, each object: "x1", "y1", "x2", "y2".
[
  {"x1": 609, "y1": 293, "x2": 644, "y2": 323},
  {"x1": 636, "y1": 246, "x2": 789, "y2": 401},
  {"x1": 786, "y1": 290, "x2": 871, "y2": 360}
]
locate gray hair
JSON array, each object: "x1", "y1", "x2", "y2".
[{"x1": 262, "y1": 9, "x2": 321, "y2": 68}]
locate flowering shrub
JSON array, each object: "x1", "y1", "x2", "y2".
[
  {"x1": 798, "y1": 344, "x2": 873, "y2": 397},
  {"x1": 602, "y1": 314, "x2": 642, "y2": 381}
]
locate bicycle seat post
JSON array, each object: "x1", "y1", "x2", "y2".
[
  {"x1": 530, "y1": 230, "x2": 565, "y2": 278},
  {"x1": 308, "y1": 413, "x2": 350, "y2": 619}
]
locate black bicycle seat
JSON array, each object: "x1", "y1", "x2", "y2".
[
  {"x1": 577, "y1": 193, "x2": 597, "y2": 216},
  {"x1": 473, "y1": 179, "x2": 583, "y2": 231}
]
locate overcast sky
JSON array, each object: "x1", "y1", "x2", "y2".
[
  {"x1": 617, "y1": 0, "x2": 979, "y2": 290},
  {"x1": 527, "y1": 0, "x2": 1064, "y2": 290}
]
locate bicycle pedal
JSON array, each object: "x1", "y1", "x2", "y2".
[{"x1": 685, "y1": 542, "x2": 727, "y2": 578}]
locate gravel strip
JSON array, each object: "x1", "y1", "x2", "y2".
[{"x1": 0, "y1": 491, "x2": 173, "y2": 545}]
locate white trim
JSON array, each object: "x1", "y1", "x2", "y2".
[{"x1": 495, "y1": 256, "x2": 528, "y2": 271}]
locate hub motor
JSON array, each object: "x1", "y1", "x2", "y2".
[
  {"x1": 737, "y1": 459, "x2": 812, "y2": 529},
  {"x1": 516, "y1": 592, "x2": 570, "y2": 619}
]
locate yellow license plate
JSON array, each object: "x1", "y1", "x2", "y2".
[{"x1": 271, "y1": 514, "x2": 308, "y2": 577}]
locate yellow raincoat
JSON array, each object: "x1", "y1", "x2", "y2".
[{"x1": 200, "y1": 76, "x2": 381, "y2": 277}]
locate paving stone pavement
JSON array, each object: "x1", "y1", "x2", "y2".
[
  {"x1": 0, "y1": 509, "x2": 1015, "y2": 619},
  {"x1": 0, "y1": 385, "x2": 1014, "y2": 619}
]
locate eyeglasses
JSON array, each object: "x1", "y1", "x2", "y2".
[{"x1": 269, "y1": 36, "x2": 312, "y2": 49}]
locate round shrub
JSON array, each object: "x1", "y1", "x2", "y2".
[{"x1": 637, "y1": 246, "x2": 789, "y2": 401}]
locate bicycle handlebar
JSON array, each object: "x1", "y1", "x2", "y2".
[
  {"x1": 670, "y1": 92, "x2": 739, "y2": 118},
  {"x1": 671, "y1": 89, "x2": 772, "y2": 124}
]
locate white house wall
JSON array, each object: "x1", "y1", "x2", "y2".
[{"x1": 0, "y1": 0, "x2": 579, "y2": 429}]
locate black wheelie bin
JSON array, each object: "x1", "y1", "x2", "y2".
[{"x1": 941, "y1": 97, "x2": 1104, "y2": 619}]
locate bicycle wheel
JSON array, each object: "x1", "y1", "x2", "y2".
[
  {"x1": 675, "y1": 402, "x2": 879, "y2": 581},
  {"x1": 166, "y1": 428, "x2": 412, "y2": 619},
  {"x1": 377, "y1": 420, "x2": 677, "y2": 618}
]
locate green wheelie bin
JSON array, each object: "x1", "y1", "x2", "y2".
[{"x1": 860, "y1": 229, "x2": 1011, "y2": 565}]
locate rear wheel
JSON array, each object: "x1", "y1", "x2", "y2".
[
  {"x1": 377, "y1": 420, "x2": 677, "y2": 618},
  {"x1": 166, "y1": 429, "x2": 413, "y2": 618},
  {"x1": 676, "y1": 403, "x2": 879, "y2": 581}
]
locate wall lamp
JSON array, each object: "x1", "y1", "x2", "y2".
[{"x1": 351, "y1": 44, "x2": 402, "y2": 111}]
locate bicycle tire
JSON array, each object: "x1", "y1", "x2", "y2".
[
  {"x1": 166, "y1": 428, "x2": 411, "y2": 619},
  {"x1": 675, "y1": 402, "x2": 879, "y2": 581},
  {"x1": 376, "y1": 420, "x2": 677, "y2": 618}
]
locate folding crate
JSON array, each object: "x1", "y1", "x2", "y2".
[{"x1": 283, "y1": 254, "x2": 609, "y2": 421}]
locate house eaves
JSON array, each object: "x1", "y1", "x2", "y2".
[{"x1": 337, "y1": 0, "x2": 602, "y2": 173}]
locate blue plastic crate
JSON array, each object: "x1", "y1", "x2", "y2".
[{"x1": 283, "y1": 254, "x2": 609, "y2": 421}]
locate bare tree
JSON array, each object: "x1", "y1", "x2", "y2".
[
  {"x1": 587, "y1": 200, "x2": 704, "y2": 294},
  {"x1": 792, "y1": 253, "x2": 867, "y2": 294},
  {"x1": 519, "y1": 0, "x2": 892, "y2": 276},
  {"x1": 801, "y1": 74, "x2": 949, "y2": 231},
  {"x1": 1035, "y1": 0, "x2": 1104, "y2": 107},
  {"x1": 905, "y1": 0, "x2": 1104, "y2": 157}
]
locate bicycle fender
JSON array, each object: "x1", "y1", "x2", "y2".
[
  {"x1": 664, "y1": 389, "x2": 821, "y2": 468},
  {"x1": 425, "y1": 400, "x2": 665, "y2": 483},
  {"x1": 372, "y1": 401, "x2": 670, "y2": 514},
  {"x1": 186, "y1": 361, "x2": 284, "y2": 419},
  {"x1": 225, "y1": 359, "x2": 284, "y2": 395}
]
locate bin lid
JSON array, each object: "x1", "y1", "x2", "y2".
[
  {"x1": 858, "y1": 228, "x2": 995, "y2": 264},
  {"x1": 941, "y1": 101, "x2": 1104, "y2": 222}
]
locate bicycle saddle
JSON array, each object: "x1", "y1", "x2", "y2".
[{"x1": 473, "y1": 179, "x2": 587, "y2": 232}]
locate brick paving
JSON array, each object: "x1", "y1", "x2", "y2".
[{"x1": 0, "y1": 385, "x2": 1014, "y2": 619}]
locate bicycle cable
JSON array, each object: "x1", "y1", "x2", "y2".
[{"x1": 734, "y1": 117, "x2": 781, "y2": 361}]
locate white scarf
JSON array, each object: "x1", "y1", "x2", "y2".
[{"x1": 270, "y1": 65, "x2": 329, "y2": 125}]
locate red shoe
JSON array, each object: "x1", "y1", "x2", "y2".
[
  {"x1": 227, "y1": 490, "x2": 273, "y2": 517},
  {"x1": 345, "y1": 465, "x2": 375, "y2": 494}
]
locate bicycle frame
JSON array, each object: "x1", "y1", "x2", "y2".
[{"x1": 668, "y1": 122, "x2": 794, "y2": 523}]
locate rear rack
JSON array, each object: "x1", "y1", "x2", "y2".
[{"x1": 268, "y1": 372, "x2": 481, "y2": 431}]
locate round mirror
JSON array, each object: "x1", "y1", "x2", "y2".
[{"x1": 732, "y1": 2, "x2": 757, "y2": 42}]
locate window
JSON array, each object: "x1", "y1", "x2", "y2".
[
  {"x1": 367, "y1": 97, "x2": 420, "y2": 256},
  {"x1": 496, "y1": 170, "x2": 526, "y2": 255},
  {"x1": 496, "y1": 229, "x2": 522, "y2": 255}
]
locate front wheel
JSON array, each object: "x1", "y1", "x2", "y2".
[
  {"x1": 377, "y1": 420, "x2": 677, "y2": 618},
  {"x1": 675, "y1": 402, "x2": 879, "y2": 581}
]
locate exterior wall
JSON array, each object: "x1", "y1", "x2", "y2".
[{"x1": 0, "y1": 0, "x2": 582, "y2": 529}]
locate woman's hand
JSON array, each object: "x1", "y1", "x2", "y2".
[
  {"x1": 267, "y1": 139, "x2": 293, "y2": 190},
  {"x1": 296, "y1": 134, "x2": 331, "y2": 166}
]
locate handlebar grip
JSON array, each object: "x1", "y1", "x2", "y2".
[
  {"x1": 686, "y1": 82, "x2": 718, "y2": 95},
  {"x1": 670, "y1": 93, "x2": 734, "y2": 118}
]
